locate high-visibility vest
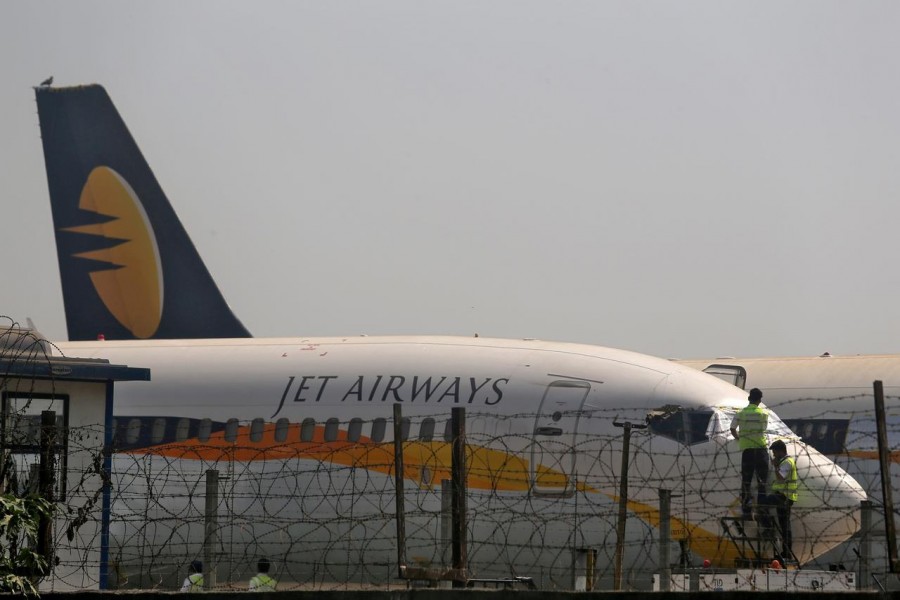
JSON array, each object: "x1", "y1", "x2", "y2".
[
  {"x1": 184, "y1": 573, "x2": 204, "y2": 592},
  {"x1": 249, "y1": 574, "x2": 277, "y2": 592},
  {"x1": 772, "y1": 456, "x2": 799, "y2": 502},
  {"x1": 736, "y1": 404, "x2": 768, "y2": 450}
]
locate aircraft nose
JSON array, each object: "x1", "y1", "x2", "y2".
[{"x1": 790, "y1": 443, "x2": 866, "y2": 563}]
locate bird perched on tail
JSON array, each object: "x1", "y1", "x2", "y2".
[{"x1": 39, "y1": 76, "x2": 53, "y2": 87}]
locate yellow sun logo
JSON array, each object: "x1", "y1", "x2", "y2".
[{"x1": 63, "y1": 166, "x2": 163, "y2": 338}]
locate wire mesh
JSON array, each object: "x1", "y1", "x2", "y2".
[{"x1": 0, "y1": 408, "x2": 875, "y2": 591}]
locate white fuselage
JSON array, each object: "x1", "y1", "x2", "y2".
[{"x1": 55, "y1": 337, "x2": 865, "y2": 590}]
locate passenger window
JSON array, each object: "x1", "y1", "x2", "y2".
[
  {"x1": 151, "y1": 418, "x2": 167, "y2": 444},
  {"x1": 443, "y1": 418, "x2": 453, "y2": 442},
  {"x1": 117, "y1": 420, "x2": 130, "y2": 446},
  {"x1": 224, "y1": 418, "x2": 239, "y2": 442},
  {"x1": 469, "y1": 416, "x2": 488, "y2": 437},
  {"x1": 175, "y1": 418, "x2": 190, "y2": 442},
  {"x1": 401, "y1": 417, "x2": 411, "y2": 441},
  {"x1": 274, "y1": 418, "x2": 290, "y2": 442},
  {"x1": 126, "y1": 418, "x2": 142, "y2": 444},
  {"x1": 494, "y1": 417, "x2": 512, "y2": 436},
  {"x1": 198, "y1": 418, "x2": 212, "y2": 443},
  {"x1": 250, "y1": 418, "x2": 265, "y2": 443},
  {"x1": 324, "y1": 418, "x2": 340, "y2": 442},
  {"x1": 348, "y1": 418, "x2": 363, "y2": 442},
  {"x1": 419, "y1": 417, "x2": 435, "y2": 441},
  {"x1": 782, "y1": 418, "x2": 849, "y2": 455},
  {"x1": 370, "y1": 418, "x2": 386, "y2": 443},
  {"x1": 300, "y1": 418, "x2": 316, "y2": 442},
  {"x1": 832, "y1": 426, "x2": 848, "y2": 453},
  {"x1": 801, "y1": 423, "x2": 813, "y2": 439}
]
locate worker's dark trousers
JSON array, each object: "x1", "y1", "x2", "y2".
[
  {"x1": 740, "y1": 448, "x2": 769, "y2": 515},
  {"x1": 763, "y1": 492, "x2": 793, "y2": 557}
]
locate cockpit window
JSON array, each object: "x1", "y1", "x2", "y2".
[{"x1": 648, "y1": 406, "x2": 714, "y2": 446}]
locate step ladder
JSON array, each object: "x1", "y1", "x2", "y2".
[{"x1": 721, "y1": 513, "x2": 798, "y2": 568}]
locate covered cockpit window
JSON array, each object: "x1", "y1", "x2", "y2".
[
  {"x1": 715, "y1": 405, "x2": 798, "y2": 443},
  {"x1": 647, "y1": 406, "x2": 714, "y2": 445},
  {"x1": 648, "y1": 404, "x2": 798, "y2": 446}
]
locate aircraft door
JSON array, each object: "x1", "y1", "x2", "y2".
[{"x1": 531, "y1": 380, "x2": 591, "y2": 496}]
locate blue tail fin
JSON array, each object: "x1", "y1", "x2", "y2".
[{"x1": 35, "y1": 84, "x2": 251, "y2": 340}]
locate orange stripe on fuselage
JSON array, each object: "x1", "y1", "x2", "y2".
[
  {"x1": 122, "y1": 422, "x2": 595, "y2": 493},
  {"x1": 627, "y1": 498, "x2": 738, "y2": 568},
  {"x1": 846, "y1": 449, "x2": 900, "y2": 463},
  {"x1": 126, "y1": 424, "x2": 747, "y2": 564}
]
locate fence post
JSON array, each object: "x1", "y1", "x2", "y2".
[
  {"x1": 38, "y1": 410, "x2": 56, "y2": 571},
  {"x1": 874, "y1": 381, "x2": 899, "y2": 572},
  {"x1": 393, "y1": 404, "x2": 407, "y2": 579},
  {"x1": 451, "y1": 407, "x2": 467, "y2": 587},
  {"x1": 659, "y1": 488, "x2": 671, "y2": 591},
  {"x1": 204, "y1": 469, "x2": 219, "y2": 590},
  {"x1": 573, "y1": 548, "x2": 596, "y2": 591},
  {"x1": 859, "y1": 500, "x2": 871, "y2": 590},
  {"x1": 441, "y1": 479, "x2": 451, "y2": 568},
  {"x1": 613, "y1": 420, "x2": 647, "y2": 590}
]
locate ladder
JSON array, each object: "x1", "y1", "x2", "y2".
[{"x1": 721, "y1": 514, "x2": 797, "y2": 568}]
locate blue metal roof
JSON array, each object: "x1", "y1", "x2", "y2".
[{"x1": 0, "y1": 355, "x2": 150, "y2": 383}]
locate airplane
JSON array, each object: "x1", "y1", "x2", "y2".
[
  {"x1": 678, "y1": 355, "x2": 900, "y2": 574},
  {"x1": 28, "y1": 83, "x2": 866, "y2": 591}
]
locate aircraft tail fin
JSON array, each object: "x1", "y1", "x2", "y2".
[{"x1": 35, "y1": 84, "x2": 251, "y2": 340}]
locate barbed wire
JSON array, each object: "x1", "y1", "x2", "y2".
[
  {"x1": 0, "y1": 408, "x2": 884, "y2": 592},
  {"x1": 0, "y1": 319, "x2": 896, "y2": 591}
]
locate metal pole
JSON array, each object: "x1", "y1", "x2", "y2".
[
  {"x1": 204, "y1": 469, "x2": 219, "y2": 590},
  {"x1": 874, "y1": 381, "x2": 899, "y2": 572},
  {"x1": 586, "y1": 549, "x2": 596, "y2": 592},
  {"x1": 441, "y1": 479, "x2": 451, "y2": 569},
  {"x1": 451, "y1": 407, "x2": 467, "y2": 587},
  {"x1": 38, "y1": 410, "x2": 56, "y2": 571},
  {"x1": 859, "y1": 500, "x2": 872, "y2": 590},
  {"x1": 393, "y1": 404, "x2": 407, "y2": 579},
  {"x1": 613, "y1": 420, "x2": 646, "y2": 590},
  {"x1": 659, "y1": 488, "x2": 671, "y2": 592},
  {"x1": 574, "y1": 550, "x2": 587, "y2": 592}
]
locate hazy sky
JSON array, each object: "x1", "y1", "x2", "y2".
[{"x1": 2, "y1": 2, "x2": 899, "y2": 359}]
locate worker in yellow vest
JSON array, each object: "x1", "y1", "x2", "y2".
[
  {"x1": 729, "y1": 388, "x2": 769, "y2": 519},
  {"x1": 249, "y1": 558, "x2": 277, "y2": 592},
  {"x1": 180, "y1": 560, "x2": 204, "y2": 592},
  {"x1": 766, "y1": 439, "x2": 798, "y2": 560}
]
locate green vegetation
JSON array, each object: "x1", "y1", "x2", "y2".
[{"x1": 0, "y1": 493, "x2": 55, "y2": 596}]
